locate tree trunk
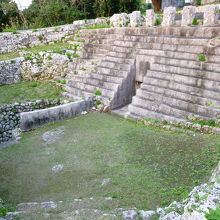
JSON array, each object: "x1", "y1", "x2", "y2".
[{"x1": 152, "y1": 0, "x2": 162, "y2": 11}]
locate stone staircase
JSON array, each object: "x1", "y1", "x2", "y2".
[
  {"x1": 64, "y1": 29, "x2": 136, "y2": 109},
  {"x1": 64, "y1": 26, "x2": 220, "y2": 122}
]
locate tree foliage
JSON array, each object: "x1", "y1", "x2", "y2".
[
  {"x1": 22, "y1": 0, "x2": 142, "y2": 28},
  {"x1": 0, "y1": 0, "x2": 21, "y2": 31}
]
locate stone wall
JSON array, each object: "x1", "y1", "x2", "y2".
[
  {"x1": 20, "y1": 98, "x2": 93, "y2": 131},
  {"x1": 0, "y1": 51, "x2": 81, "y2": 85},
  {"x1": 0, "y1": 24, "x2": 77, "y2": 54},
  {"x1": 0, "y1": 99, "x2": 66, "y2": 143},
  {"x1": 0, "y1": 18, "x2": 108, "y2": 54},
  {"x1": 0, "y1": 58, "x2": 24, "y2": 85}
]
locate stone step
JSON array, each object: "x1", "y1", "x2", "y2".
[
  {"x1": 137, "y1": 42, "x2": 205, "y2": 54},
  {"x1": 83, "y1": 47, "x2": 109, "y2": 55},
  {"x1": 100, "y1": 61, "x2": 131, "y2": 71},
  {"x1": 96, "y1": 67, "x2": 128, "y2": 77},
  {"x1": 68, "y1": 82, "x2": 115, "y2": 98},
  {"x1": 146, "y1": 70, "x2": 220, "y2": 91},
  {"x1": 116, "y1": 36, "x2": 209, "y2": 47},
  {"x1": 62, "y1": 92, "x2": 82, "y2": 101},
  {"x1": 107, "y1": 51, "x2": 131, "y2": 58},
  {"x1": 90, "y1": 73, "x2": 124, "y2": 84},
  {"x1": 105, "y1": 55, "x2": 134, "y2": 63},
  {"x1": 132, "y1": 96, "x2": 191, "y2": 120},
  {"x1": 136, "y1": 89, "x2": 219, "y2": 119},
  {"x1": 111, "y1": 45, "x2": 133, "y2": 53},
  {"x1": 138, "y1": 48, "x2": 220, "y2": 63},
  {"x1": 142, "y1": 76, "x2": 220, "y2": 102},
  {"x1": 128, "y1": 104, "x2": 183, "y2": 123},
  {"x1": 63, "y1": 85, "x2": 93, "y2": 98},
  {"x1": 140, "y1": 83, "x2": 220, "y2": 108},
  {"x1": 154, "y1": 57, "x2": 220, "y2": 73},
  {"x1": 151, "y1": 63, "x2": 220, "y2": 82}
]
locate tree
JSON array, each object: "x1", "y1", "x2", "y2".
[
  {"x1": 0, "y1": 0, "x2": 23, "y2": 31},
  {"x1": 152, "y1": 0, "x2": 162, "y2": 11}
]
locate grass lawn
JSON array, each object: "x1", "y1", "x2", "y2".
[
  {"x1": 0, "y1": 112, "x2": 219, "y2": 216},
  {"x1": 0, "y1": 81, "x2": 64, "y2": 104},
  {"x1": 0, "y1": 41, "x2": 73, "y2": 61}
]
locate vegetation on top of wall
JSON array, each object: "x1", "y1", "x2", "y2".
[
  {"x1": 0, "y1": 41, "x2": 74, "y2": 61},
  {"x1": 0, "y1": 81, "x2": 64, "y2": 104},
  {"x1": 83, "y1": 25, "x2": 111, "y2": 29}
]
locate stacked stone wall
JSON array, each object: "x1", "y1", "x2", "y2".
[{"x1": 0, "y1": 99, "x2": 66, "y2": 143}]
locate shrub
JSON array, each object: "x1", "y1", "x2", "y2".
[
  {"x1": 95, "y1": 100, "x2": 102, "y2": 105},
  {"x1": 57, "y1": 79, "x2": 66, "y2": 84},
  {"x1": 94, "y1": 90, "x2": 102, "y2": 96},
  {"x1": 154, "y1": 18, "x2": 161, "y2": 26},
  {"x1": 205, "y1": 207, "x2": 220, "y2": 220},
  {"x1": 37, "y1": 35, "x2": 44, "y2": 42},
  {"x1": 192, "y1": 16, "x2": 199, "y2": 25},
  {"x1": 195, "y1": 0, "x2": 201, "y2": 6},
  {"x1": 10, "y1": 60, "x2": 16, "y2": 64},
  {"x1": 198, "y1": 54, "x2": 206, "y2": 62}
]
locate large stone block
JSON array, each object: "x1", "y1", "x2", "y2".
[
  {"x1": 145, "y1": 9, "x2": 157, "y2": 27},
  {"x1": 110, "y1": 13, "x2": 130, "y2": 27},
  {"x1": 162, "y1": 7, "x2": 176, "y2": 27},
  {"x1": 181, "y1": 6, "x2": 196, "y2": 26},
  {"x1": 129, "y1": 11, "x2": 142, "y2": 27},
  {"x1": 203, "y1": 5, "x2": 218, "y2": 26}
]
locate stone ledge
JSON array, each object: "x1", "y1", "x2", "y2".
[{"x1": 20, "y1": 98, "x2": 93, "y2": 131}]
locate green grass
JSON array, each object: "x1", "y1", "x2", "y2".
[
  {"x1": 0, "y1": 41, "x2": 74, "y2": 61},
  {"x1": 0, "y1": 112, "x2": 219, "y2": 212},
  {"x1": 0, "y1": 81, "x2": 64, "y2": 104},
  {"x1": 205, "y1": 207, "x2": 220, "y2": 220},
  {"x1": 83, "y1": 25, "x2": 110, "y2": 29},
  {"x1": 3, "y1": 29, "x2": 20, "y2": 34}
]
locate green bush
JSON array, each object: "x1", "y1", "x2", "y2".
[
  {"x1": 57, "y1": 79, "x2": 66, "y2": 84},
  {"x1": 94, "y1": 90, "x2": 102, "y2": 96},
  {"x1": 192, "y1": 16, "x2": 199, "y2": 25},
  {"x1": 205, "y1": 207, "x2": 220, "y2": 220},
  {"x1": 154, "y1": 18, "x2": 161, "y2": 26},
  {"x1": 195, "y1": 0, "x2": 201, "y2": 6},
  {"x1": 95, "y1": 100, "x2": 102, "y2": 105},
  {"x1": 198, "y1": 54, "x2": 206, "y2": 62}
]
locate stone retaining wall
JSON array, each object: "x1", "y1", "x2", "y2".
[
  {"x1": 0, "y1": 58, "x2": 24, "y2": 85},
  {"x1": 20, "y1": 98, "x2": 93, "y2": 131},
  {"x1": 0, "y1": 51, "x2": 80, "y2": 85},
  {"x1": 0, "y1": 99, "x2": 66, "y2": 143},
  {"x1": 0, "y1": 24, "x2": 76, "y2": 54}
]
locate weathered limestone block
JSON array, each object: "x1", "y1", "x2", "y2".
[
  {"x1": 145, "y1": 9, "x2": 157, "y2": 27},
  {"x1": 73, "y1": 20, "x2": 86, "y2": 26},
  {"x1": 110, "y1": 13, "x2": 130, "y2": 27},
  {"x1": 203, "y1": 5, "x2": 218, "y2": 26},
  {"x1": 181, "y1": 6, "x2": 196, "y2": 26},
  {"x1": 129, "y1": 11, "x2": 142, "y2": 27},
  {"x1": 94, "y1": 18, "x2": 108, "y2": 26},
  {"x1": 162, "y1": 7, "x2": 176, "y2": 26}
]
